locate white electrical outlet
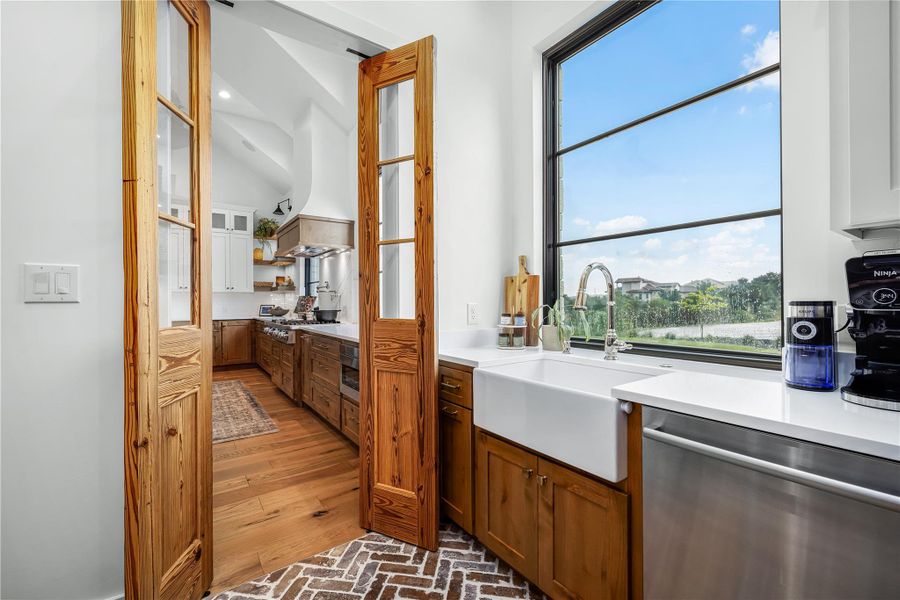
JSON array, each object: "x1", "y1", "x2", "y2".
[{"x1": 467, "y1": 302, "x2": 479, "y2": 325}]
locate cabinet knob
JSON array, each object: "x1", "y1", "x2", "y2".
[
  {"x1": 523, "y1": 468, "x2": 534, "y2": 478},
  {"x1": 538, "y1": 475, "x2": 548, "y2": 486}
]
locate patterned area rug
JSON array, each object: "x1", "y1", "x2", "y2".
[
  {"x1": 213, "y1": 380, "x2": 278, "y2": 444},
  {"x1": 212, "y1": 524, "x2": 545, "y2": 599}
]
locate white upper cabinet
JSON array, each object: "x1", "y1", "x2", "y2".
[
  {"x1": 830, "y1": 0, "x2": 900, "y2": 238},
  {"x1": 211, "y1": 206, "x2": 254, "y2": 234},
  {"x1": 210, "y1": 204, "x2": 254, "y2": 292}
]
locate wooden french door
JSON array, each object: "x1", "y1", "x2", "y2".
[
  {"x1": 358, "y1": 37, "x2": 438, "y2": 550},
  {"x1": 122, "y1": 1, "x2": 213, "y2": 598}
]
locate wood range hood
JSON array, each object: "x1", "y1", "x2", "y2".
[{"x1": 275, "y1": 213, "x2": 355, "y2": 259}]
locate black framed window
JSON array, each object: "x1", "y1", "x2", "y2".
[
  {"x1": 544, "y1": 0, "x2": 783, "y2": 367},
  {"x1": 304, "y1": 257, "x2": 319, "y2": 297}
]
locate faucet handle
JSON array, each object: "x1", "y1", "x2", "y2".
[{"x1": 615, "y1": 340, "x2": 633, "y2": 351}]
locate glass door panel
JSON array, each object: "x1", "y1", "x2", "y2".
[
  {"x1": 379, "y1": 161, "x2": 415, "y2": 241},
  {"x1": 156, "y1": 102, "x2": 191, "y2": 214},
  {"x1": 379, "y1": 242, "x2": 416, "y2": 319},
  {"x1": 158, "y1": 220, "x2": 193, "y2": 327},
  {"x1": 156, "y1": 0, "x2": 190, "y2": 114},
  {"x1": 211, "y1": 209, "x2": 227, "y2": 231},
  {"x1": 231, "y1": 211, "x2": 251, "y2": 234},
  {"x1": 379, "y1": 79, "x2": 414, "y2": 161}
]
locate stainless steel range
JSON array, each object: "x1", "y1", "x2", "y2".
[{"x1": 262, "y1": 318, "x2": 341, "y2": 345}]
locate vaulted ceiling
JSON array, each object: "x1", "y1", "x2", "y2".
[{"x1": 209, "y1": 1, "x2": 382, "y2": 195}]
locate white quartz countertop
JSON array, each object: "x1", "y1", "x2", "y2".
[
  {"x1": 612, "y1": 370, "x2": 900, "y2": 461},
  {"x1": 296, "y1": 323, "x2": 360, "y2": 343}
]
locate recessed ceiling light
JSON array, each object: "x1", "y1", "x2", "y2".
[{"x1": 218, "y1": 90, "x2": 231, "y2": 100}]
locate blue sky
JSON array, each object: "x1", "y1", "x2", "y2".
[{"x1": 558, "y1": 0, "x2": 781, "y2": 294}]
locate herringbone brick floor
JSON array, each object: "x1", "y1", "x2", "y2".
[{"x1": 212, "y1": 523, "x2": 546, "y2": 600}]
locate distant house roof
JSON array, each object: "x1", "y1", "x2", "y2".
[
  {"x1": 680, "y1": 285, "x2": 699, "y2": 294},
  {"x1": 616, "y1": 276, "x2": 656, "y2": 284}
]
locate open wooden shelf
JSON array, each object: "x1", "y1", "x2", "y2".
[
  {"x1": 254, "y1": 283, "x2": 296, "y2": 292},
  {"x1": 254, "y1": 258, "x2": 295, "y2": 267}
]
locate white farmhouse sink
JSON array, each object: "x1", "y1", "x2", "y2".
[{"x1": 473, "y1": 357, "x2": 660, "y2": 482}]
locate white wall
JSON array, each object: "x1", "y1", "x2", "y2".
[
  {"x1": 283, "y1": 0, "x2": 521, "y2": 332},
  {"x1": 1, "y1": 2, "x2": 124, "y2": 599}
]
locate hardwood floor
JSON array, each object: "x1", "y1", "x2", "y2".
[{"x1": 211, "y1": 366, "x2": 364, "y2": 595}]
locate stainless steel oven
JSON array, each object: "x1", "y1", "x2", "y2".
[
  {"x1": 339, "y1": 343, "x2": 359, "y2": 401},
  {"x1": 642, "y1": 407, "x2": 900, "y2": 599}
]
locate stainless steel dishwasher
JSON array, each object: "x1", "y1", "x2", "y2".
[{"x1": 642, "y1": 407, "x2": 900, "y2": 600}]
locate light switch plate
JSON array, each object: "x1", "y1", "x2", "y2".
[{"x1": 24, "y1": 263, "x2": 80, "y2": 303}]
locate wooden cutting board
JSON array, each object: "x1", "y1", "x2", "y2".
[{"x1": 503, "y1": 272, "x2": 540, "y2": 347}]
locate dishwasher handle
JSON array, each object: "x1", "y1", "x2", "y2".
[{"x1": 643, "y1": 426, "x2": 900, "y2": 513}]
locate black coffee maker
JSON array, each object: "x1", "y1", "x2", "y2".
[{"x1": 841, "y1": 250, "x2": 900, "y2": 411}]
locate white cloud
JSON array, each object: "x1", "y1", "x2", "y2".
[
  {"x1": 572, "y1": 217, "x2": 591, "y2": 228},
  {"x1": 742, "y1": 31, "x2": 780, "y2": 90},
  {"x1": 643, "y1": 238, "x2": 662, "y2": 250},
  {"x1": 741, "y1": 24, "x2": 757, "y2": 36},
  {"x1": 738, "y1": 105, "x2": 748, "y2": 116},
  {"x1": 594, "y1": 215, "x2": 647, "y2": 234}
]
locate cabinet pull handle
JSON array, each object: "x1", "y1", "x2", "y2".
[
  {"x1": 523, "y1": 468, "x2": 534, "y2": 478},
  {"x1": 538, "y1": 475, "x2": 548, "y2": 486},
  {"x1": 440, "y1": 381, "x2": 461, "y2": 392},
  {"x1": 441, "y1": 406, "x2": 459, "y2": 416}
]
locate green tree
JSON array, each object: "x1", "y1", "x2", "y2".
[{"x1": 680, "y1": 289, "x2": 727, "y2": 338}]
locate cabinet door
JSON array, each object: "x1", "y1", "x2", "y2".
[
  {"x1": 537, "y1": 458, "x2": 628, "y2": 600},
  {"x1": 227, "y1": 234, "x2": 252, "y2": 292},
  {"x1": 475, "y1": 431, "x2": 538, "y2": 582},
  {"x1": 211, "y1": 231, "x2": 228, "y2": 292},
  {"x1": 211, "y1": 208, "x2": 228, "y2": 232},
  {"x1": 301, "y1": 334, "x2": 312, "y2": 403},
  {"x1": 213, "y1": 323, "x2": 223, "y2": 367},
  {"x1": 229, "y1": 210, "x2": 253, "y2": 235},
  {"x1": 440, "y1": 400, "x2": 473, "y2": 534},
  {"x1": 221, "y1": 321, "x2": 252, "y2": 365}
]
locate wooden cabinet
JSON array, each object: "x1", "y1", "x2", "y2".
[
  {"x1": 256, "y1": 332, "x2": 273, "y2": 375},
  {"x1": 303, "y1": 333, "x2": 343, "y2": 430},
  {"x1": 440, "y1": 399, "x2": 473, "y2": 534},
  {"x1": 476, "y1": 431, "x2": 628, "y2": 598},
  {"x1": 309, "y1": 380, "x2": 340, "y2": 428},
  {"x1": 537, "y1": 458, "x2": 628, "y2": 600},
  {"x1": 213, "y1": 320, "x2": 253, "y2": 367},
  {"x1": 438, "y1": 362, "x2": 475, "y2": 534},
  {"x1": 221, "y1": 320, "x2": 253, "y2": 365},
  {"x1": 475, "y1": 430, "x2": 539, "y2": 582},
  {"x1": 341, "y1": 396, "x2": 360, "y2": 445},
  {"x1": 300, "y1": 333, "x2": 312, "y2": 403}
]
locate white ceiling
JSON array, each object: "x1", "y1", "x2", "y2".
[{"x1": 209, "y1": 0, "x2": 383, "y2": 196}]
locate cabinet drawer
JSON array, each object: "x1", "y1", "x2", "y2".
[
  {"x1": 440, "y1": 399, "x2": 473, "y2": 534},
  {"x1": 311, "y1": 335, "x2": 340, "y2": 359},
  {"x1": 439, "y1": 364, "x2": 472, "y2": 409},
  {"x1": 311, "y1": 353, "x2": 340, "y2": 390},
  {"x1": 341, "y1": 396, "x2": 360, "y2": 445},
  {"x1": 311, "y1": 381, "x2": 341, "y2": 428}
]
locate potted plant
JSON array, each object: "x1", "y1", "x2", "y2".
[
  {"x1": 531, "y1": 300, "x2": 574, "y2": 352},
  {"x1": 254, "y1": 217, "x2": 280, "y2": 260}
]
